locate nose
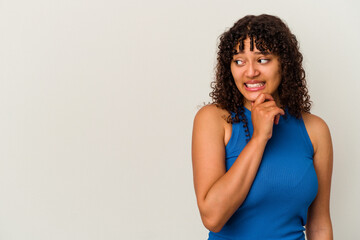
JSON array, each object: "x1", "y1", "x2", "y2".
[{"x1": 245, "y1": 62, "x2": 260, "y2": 78}]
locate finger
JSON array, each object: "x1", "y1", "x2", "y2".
[
  {"x1": 253, "y1": 93, "x2": 266, "y2": 107},
  {"x1": 258, "y1": 100, "x2": 278, "y2": 108},
  {"x1": 270, "y1": 107, "x2": 285, "y2": 117},
  {"x1": 261, "y1": 93, "x2": 275, "y2": 102},
  {"x1": 253, "y1": 93, "x2": 275, "y2": 107},
  {"x1": 268, "y1": 109, "x2": 284, "y2": 125},
  {"x1": 274, "y1": 114, "x2": 280, "y2": 125}
]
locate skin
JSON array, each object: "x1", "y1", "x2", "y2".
[
  {"x1": 303, "y1": 112, "x2": 334, "y2": 240},
  {"x1": 231, "y1": 38, "x2": 283, "y2": 127},
  {"x1": 191, "y1": 38, "x2": 333, "y2": 239},
  {"x1": 231, "y1": 38, "x2": 282, "y2": 110}
]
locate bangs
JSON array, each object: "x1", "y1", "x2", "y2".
[{"x1": 233, "y1": 34, "x2": 273, "y2": 55}]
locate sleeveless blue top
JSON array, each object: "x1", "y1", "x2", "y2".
[{"x1": 208, "y1": 107, "x2": 318, "y2": 240}]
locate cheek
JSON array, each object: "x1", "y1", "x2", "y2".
[
  {"x1": 270, "y1": 69, "x2": 281, "y2": 85},
  {"x1": 230, "y1": 64, "x2": 236, "y2": 77},
  {"x1": 230, "y1": 65, "x2": 243, "y2": 81},
  {"x1": 276, "y1": 72, "x2": 282, "y2": 85},
  {"x1": 232, "y1": 72, "x2": 244, "y2": 89},
  {"x1": 234, "y1": 81, "x2": 243, "y2": 91},
  {"x1": 230, "y1": 67, "x2": 239, "y2": 82}
]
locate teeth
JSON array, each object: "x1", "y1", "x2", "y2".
[{"x1": 246, "y1": 82, "x2": 264, "y2": 88}]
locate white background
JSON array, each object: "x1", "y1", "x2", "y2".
[{"x1": 0, "y1": 0, "x2": 359, "y2": 239}]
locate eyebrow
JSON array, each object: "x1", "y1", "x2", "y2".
[{"x1": 233, "y1": 51, "x2": 271, "y2": 56}]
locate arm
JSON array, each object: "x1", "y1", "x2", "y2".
[
  {"x1": 302, "y1": 113, "x2": 334, "y2": 240},
  {"x1": 191, "y1": 94, "x2": 284, "y2": 232}
]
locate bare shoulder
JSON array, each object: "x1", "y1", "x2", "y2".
[
  {"x1": 194, "y1": 104, "x2": 230, "y2": 124},
  {"x1": 301, "y1": 111, "x2": 329, "y2": 131},
  {"x1": 301, "y1": 111, "x2": 332, "y2": 154},
  {"x1": 192, "y1": 104, "x2": 233, "y2": 154},
  {"x1": 193, "y1": 104, "x2": 231, "y2": 136}
]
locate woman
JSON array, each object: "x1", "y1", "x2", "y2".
[{"x1": 191, "y1": 14, "x2": 333, "y2": 240}]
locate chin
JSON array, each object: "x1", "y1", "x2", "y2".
[{"x1": 244, "y1": 92, "x2": 262, "y2": 102}]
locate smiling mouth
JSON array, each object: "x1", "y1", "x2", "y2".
[
  {"x1": 244, "y1": 82, "x2": 265, "y2": 88},
  {"x1": 244, "y1": 82, "x2": 266, "y2": 91}
]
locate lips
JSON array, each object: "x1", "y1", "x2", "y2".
[
  {"x1": 244, "y1": 81, "x2": 266, "y2": 91},
  {"x1": 245, "y1": 82, "x2": 265, "y2": 88}
]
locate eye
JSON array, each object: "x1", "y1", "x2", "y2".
[
  {"x1": 258, "y1": 58, "x2": 270, "y2": 64},
  {"x1": 234, "y1": 60, "x2": 244, "y2": 65}
]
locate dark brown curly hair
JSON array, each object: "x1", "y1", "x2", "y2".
[{"x1": 210, "y1": 14, "x2": 311, "y2": 125}]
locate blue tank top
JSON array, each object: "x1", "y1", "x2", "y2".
[{"x1": 208, "y1": 107, "x2": 318, "y2": 240}]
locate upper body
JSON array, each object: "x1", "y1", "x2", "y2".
[
  {"x1": 191, "y1": 14, "x2": 333, "y2": 240},
  {"x1": 193, "y1": 104, "x2": 333, "y2": 239}
]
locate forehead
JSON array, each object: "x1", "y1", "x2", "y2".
[
  {"x1": 233, "y1": 41, "x2": 270, "y2": 56},
  {"x1": 233, "y1": 36, "x2": 276, "y2": 57},
  {"x1": 233, "y1": 36, "x2": 271, "y2": 55}
]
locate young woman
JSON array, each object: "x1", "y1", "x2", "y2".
[{"x1": 192, "y1": 14, "x2": 333, "y2": 240}]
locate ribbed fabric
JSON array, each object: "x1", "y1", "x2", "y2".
[{"x1": 208, "y1": 107, "x2": 318, "y2": 240}]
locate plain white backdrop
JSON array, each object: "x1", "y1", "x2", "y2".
[{"x1": 0, "y1": 0, "x2": 359, "y2": 239}]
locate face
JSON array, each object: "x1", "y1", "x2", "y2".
[{"x1": 230, "y1": 37, "x2": 282, "y2": 110}]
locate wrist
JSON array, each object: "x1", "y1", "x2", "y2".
[{"x1": 250, "y1": 134, "x2": 269, "y2": 145}]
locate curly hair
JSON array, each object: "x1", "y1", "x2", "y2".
[{"x1": 210, "y1": 14, "x2": 311, "y2": 124}]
